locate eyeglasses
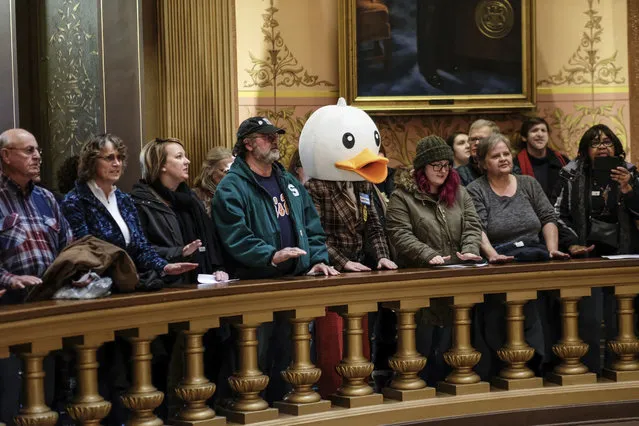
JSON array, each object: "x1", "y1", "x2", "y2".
[
  {"x1": 590, "y1": 138, "x2": 614, "y2": 149},
  {"x1": 97, "y1": 154, "x2": 124, "y2": 163},
  {"x1": 251, "y1": 133, "x2": 279, "y2": 143},
  {"x1": 4, "y1": 146, "x2": 42, "y2": 157},
  {"x1": 429, "y1": 162, "x2": 451, "y2": 172}
]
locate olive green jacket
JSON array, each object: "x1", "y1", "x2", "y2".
[{"x1": 386, "y1": 169, "x2": 482, "y2": 267}]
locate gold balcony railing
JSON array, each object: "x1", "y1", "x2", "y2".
[{"x1": 1, "y1": 258, "x2": 639, "y2": 425}]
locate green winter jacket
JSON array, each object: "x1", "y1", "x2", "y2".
[
  {"x1": 386, "y1": 168, "x2": 482, "y2": 267},
  {"x1": 212, "y1": 156, "x2": 329, "y2": 279}
]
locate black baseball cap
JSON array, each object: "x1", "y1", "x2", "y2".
[{"x1": 236, "y1": 117, "x2": 285, "y2": 141}]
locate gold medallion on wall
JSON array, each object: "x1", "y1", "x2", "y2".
[{"x1": 475, "y1": 0, "x2": 514, "y2": 39}]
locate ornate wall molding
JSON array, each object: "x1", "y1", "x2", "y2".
[
  {"x1": 243, "y1": 0, "x2": 335, "y2": 90},
  {"x1": 45, "y1": 0, "x2": 101, "y2": 174},
  {"x1": 538, "y1": 0, "x2": 625, "y2": 86}
]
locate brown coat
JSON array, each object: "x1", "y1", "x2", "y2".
[{"x1": 27, "y1": 235, "x2": 138, "y2": 301}]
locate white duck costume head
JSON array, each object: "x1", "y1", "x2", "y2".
[{"x1": 298, "y1": 98, "x2": 389, "y2": 183}]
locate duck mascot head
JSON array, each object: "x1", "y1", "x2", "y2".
[{"x1": 298, "y1": 98, "x2": 389, "y2": 183}]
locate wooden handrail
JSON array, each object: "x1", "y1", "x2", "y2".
[
  {"x1": 2, "y1": 258, "x2": 639, "y2": 425},
  {"x1": 1, "y1": 259, "x2": 638, "y2": 348}
]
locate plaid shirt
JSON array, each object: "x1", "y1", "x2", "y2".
[
  {"x1": 305, "y1": 179, "x2": 390, "y2": 270},
  {"x1": 0, "y1": 174, "x2": 72, "y2": 289}
]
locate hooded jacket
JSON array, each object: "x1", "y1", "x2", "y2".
[
  {"x1": 386, "y1": 168, "x2": 482, "y2": 266},
  {"x1": 212, "y1": 156, "x2": 329, "y2": 279}
]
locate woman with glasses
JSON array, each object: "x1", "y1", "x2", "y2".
[
  {"x1": 61, "y1": 134, "x2": 198, "y2": 279},
  {"x1": 466, "y1": 132, "x2": 568, "y2": 380},
  {"x1": 131, "y1": 138, "x2": 227, "y2": 283},
  {"x1": 385, "y1": 135, "x2": 483, "y2": 385},
  {"x1": 553, "y1": 124, "x2": 639, "y2": 375},
  {"x1": 193, "y1": 146, "x2": 234, "y2": 218}
]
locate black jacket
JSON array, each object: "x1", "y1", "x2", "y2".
[
  {"x1": 130, "y1": 182, "x2": 187, "y2": 263},
  {"x1": 553, "y1": 157, "x2": 639, "y2": 253}
]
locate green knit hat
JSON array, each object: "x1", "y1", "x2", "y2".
[{"x1": 413, "y1": 135, "x2": 454, "y2": 171}]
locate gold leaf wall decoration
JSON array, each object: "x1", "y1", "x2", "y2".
[
  {"x1": 243, "y1": 0, "x2": 335, "y2": 89},
  {"x1": 538, "y1": 0, "x2": 625, "y2": 86},
  {"x1": 540, "y1": 103, "x2": 627, "y2": 156}
]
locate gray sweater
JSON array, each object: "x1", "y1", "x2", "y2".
[{"x1": 467, "y1": 175, "x2": 557, "y2": 246}]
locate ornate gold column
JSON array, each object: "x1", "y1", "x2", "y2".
[
  {"x1": 67, "y1": 333, "x2": 114, "y2": 426},
  {"x1": 274, "y1": 308, "x2": 330, "y2": 416},
  {"x1": 120, "y1": 325, "x2": 168, "y2": 426},
  {"x1": 603, "y1": 286, "x2": 639, "y2": 381},
  {"x1": 14, "y1": 339, "x2": 61, "y2": 426},
  {"x1": 171, "y1": 319, "x2": 226, "y2": 426},
  {"x1": 493, "y1": 292, "x2": 543, "y2": 390},
  {"x1": 548, "y1": 288, "x2": 597, "y2": 385},
  {"x1": 218, "y1": 313, "x2": 278, "y2": 424},
  {"x1": 330, "y1": 303, "x2": 383, "y2": 409},
  {"x1": 382, "y1": 300, "x2": 435, "y2": 401},
  {"x1": 439, "y1": 295, "x2": 490, "y2": 395},
  {"x1": 157, "y1": 0, "x2": 238, "y2": 176}
]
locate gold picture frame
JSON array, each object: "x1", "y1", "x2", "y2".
[{"x1": 338, "y1": 0, "x2": 536, "y2": 114}]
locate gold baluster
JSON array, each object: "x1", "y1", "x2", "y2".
[
  {"x1": 14, "y1": 339, "x2": 61, "y2": 426},
  {"x1": 170, "y1": 319, "x2": 226, "y2": 426},
  {"x1": 67, "y1": 333, "x2": 114, "y2": 425},
  {"x1": 493, "y1": 292, "x2": 543, "y2": 390},
  {"x1": 274, "y1": 308, "x2": 331, "y2": 416},
  {"x1": 219, "y1": 313, "x2": 278, "y2": 424},
  {"x1": 548, "y1": 288, "x2": 597, "y2": 385},
  {"x1": 331, "y1": 303, "x2": 383, "y2": 409},
  {"x1": 120, "y1": 325, "x2": 168, "y2": 426},
  {"x1": 382, "y1": 300, "x2": 435, "y2": 401},
  {"x1": 439, "y1": 295, "x2": 490, "y2": 395},
  {"x1": 603, "y1": 286, "x2": 639, "y2": 381}
]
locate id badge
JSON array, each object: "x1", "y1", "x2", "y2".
[{"x1": 359, "y1": 192, "x2": 371, "y2": 206}]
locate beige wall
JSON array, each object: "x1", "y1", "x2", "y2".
[{"x1": 236, "y1": 0, "x2": 631, "y2": 167}]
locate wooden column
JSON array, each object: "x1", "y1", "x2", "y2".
[
  {"x1": 603, "y1": 286, "x2": 639, "y2": 381},
  {"x1": 330, "y1": 303, "x2": 383, "y2": 409},
  {"x1": 218, "y1": 313, "x2": 278, "y2": 424},
  {"x1": 382, "y1": 299, "x2": 435, "y2": 401},
  {"x1": 274, "y1": 308, "x2": 331, "y2": 416},
  {"x1": 493, "y1": 292, "x2": 543, "y2": 390},
  {"x1": 67, "y1": 333, "x2": 114, "y2": 426},
  {"x1": 157, "y1": 0, "x2": 238, "y2": 180},
  {"x1": 439, "y1": 295, "x2": 490, "y2": 396},
  {"x1": 13, "y1": 339, "x2": 61, "y2": 426},
  {"x1": 548, "y1": 288, "x2": 597, "y2": 385},
  {"x1": 120, "y1": 325, "x2": 168, "y2": 426},
  {"x1": 171, "y1": 319, "x2": 226, "y2": 426}
]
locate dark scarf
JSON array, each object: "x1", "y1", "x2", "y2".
[{"x1": 151, "y1": 180, "x2": 223, "y2": 278}]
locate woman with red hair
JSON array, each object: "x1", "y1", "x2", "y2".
[{"x1": 385, "y1": 135, "x2": 483, "y2": 385}]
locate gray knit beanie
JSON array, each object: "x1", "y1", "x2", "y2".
[{"x1": 413, "y1": 135, "x2": 454, "y2": 171}]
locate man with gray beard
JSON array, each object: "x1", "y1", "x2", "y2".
[{"x1": 212, "y1": 117, "x2": 337, "y2": 404}]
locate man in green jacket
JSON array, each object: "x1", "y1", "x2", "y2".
[
  {"x1": 212, "y1": 117, "x2": 338, "y2": 403},
  {"x1": 213, "y1": 116, "x2": 337, "y2": 279}
]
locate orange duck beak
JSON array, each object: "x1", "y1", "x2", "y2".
[{"x1": 334, "y1": 148, "x2": 389, "y2": 184}]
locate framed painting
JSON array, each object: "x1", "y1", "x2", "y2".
[{"x1": 338, "y1": 0, "x2": 536, "y2": 114}]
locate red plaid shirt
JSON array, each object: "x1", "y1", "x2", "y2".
[{"x1": 0, "y1": 174, "x2": 72, "y2": 289}]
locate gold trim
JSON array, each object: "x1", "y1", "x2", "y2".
[
  {"x1": 136, "y1": 0, "x2": 143, "y2": 147},
  {"x1": 338, "y1": 0, "x2": 536, "y2": 113},
  {"x1": 537, "y1": 86, "x2": 630, "y2": 95}
]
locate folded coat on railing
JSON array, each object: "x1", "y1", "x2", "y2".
[{"x1": 26, "y1": 235, "x2": 138, "y2": 301}]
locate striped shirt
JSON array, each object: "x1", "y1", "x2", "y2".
[{"x1": 0, "y1": 174, "x2": 72, "y2": 289}]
